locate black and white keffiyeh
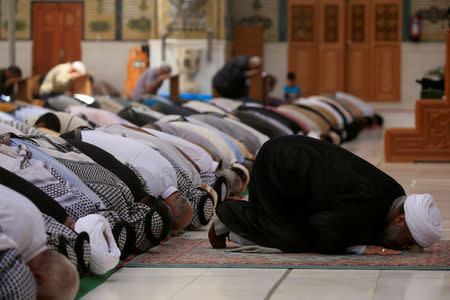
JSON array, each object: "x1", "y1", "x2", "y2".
[{"x1": 0, "y1": 248, "x2": 37, "y2": 300}]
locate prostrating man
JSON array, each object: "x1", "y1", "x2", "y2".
[
  {"x1": 213, "y1": 56, "x2": 262, "y2": 99},
  {"x1": 210, "y1": 135, "x2": 444, "y2": 255},
  {"x1": 39, "y1": 61, "x2": 86, "y2": 98},
  {"x1": 79, "y1": 130, "x2": 194, "y2": 231},
  {"x1": 0, "y1": 65, "x2": 22, "y2": 100},
  {"x1": 130, "y1": 64, "x2": 172, "y2": 102},
  {"x1": 0, "y1": 185, "x2": 79, "y2": 300}
]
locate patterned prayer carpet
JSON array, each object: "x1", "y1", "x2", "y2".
[{"x1": 125, "y1": 237, "x2": 450, "y2": 270}]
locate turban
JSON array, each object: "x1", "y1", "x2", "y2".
[
  {"x1": 404, "y1": 194, "x2": 444, "y2": 248},
  {"x1": 72, "y1": 61, "x2": 86, "y2": 75},
  {"x1": 75, "y1": 214, "x2": 120, "y2": 275}
]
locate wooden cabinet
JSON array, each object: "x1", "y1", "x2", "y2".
[
  {"x1": 288, "y1": 0, "x2": 402, "y2": 101},
  {"x1": 32, "y1": 3, "x2": 83, "y2": 75}
]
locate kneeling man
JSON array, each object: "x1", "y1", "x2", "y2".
[{"x1": 210, "y1": 135, "x2": 444, "y2": 255}]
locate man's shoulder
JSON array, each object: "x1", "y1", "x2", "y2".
[
  {"x1": 47, "y1": 63, "x2": 70, "y2": 74},
  {"x1": 142, "y1": 67, "x2": 158, "y2": 78}
]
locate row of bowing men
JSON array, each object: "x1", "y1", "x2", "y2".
[{"x1": 0, "y1": 90, "x2": 381, "y2": 299}]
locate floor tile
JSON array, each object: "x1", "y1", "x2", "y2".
[
  {"x1": 172, "y1": 268, "x2": 286, "y2": 300},
  {"x1": 271, "y1": 270, "x2": 380, "y2": 300},
  {"x1": 373, "y1": 271, "x2": 450, "y2": 300},
  {"x1": 82, "y1": 268, "x2": 207, "y2": 300}
]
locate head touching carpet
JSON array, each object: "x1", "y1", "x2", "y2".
[{"x1": 125, "y1": 237, "x2": 450, "y2": 270}]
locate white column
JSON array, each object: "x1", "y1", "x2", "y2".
[
  {"x1": 149, "y1": 39, "x2": 228, "y2": 95},
  {"x1": 7, "y1": 0, "x2": 16, "y2": 65}
]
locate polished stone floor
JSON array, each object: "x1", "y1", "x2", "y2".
[{"x1": 83, "y1": 110, "x2": 450, "y2": 300}]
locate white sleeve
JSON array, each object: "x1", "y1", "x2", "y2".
[
  {"x1": 0, "y1": 232, "x2": 18, "y2": 251},
  {"x1": 0, "y1": 185, "x2": 47, "y2": 262},
  {"x1": 346, "y1": 245, "x2": 367, "y2": 255}
]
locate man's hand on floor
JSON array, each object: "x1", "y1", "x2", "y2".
[{"x1": 363, "y1": 245, "x2": 402, "y2": 256}]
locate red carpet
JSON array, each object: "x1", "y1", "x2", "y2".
[{"x1": 124, "y1": 237, "x2": 450, "y2": 270}]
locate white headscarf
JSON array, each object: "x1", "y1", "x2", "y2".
[{"x1": 404, "y1": 194, "x2": 444, "y2": 248}]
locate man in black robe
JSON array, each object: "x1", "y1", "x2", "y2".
[
  {"x1": 210, "y1": 135, "x2": 443, "y2": 255},
  {"x1": 0, "y1": 66, "x2": 22, "y2": 99},
  {"x1": 212, "y1": 56, "x2": 262, "y2": 99}
]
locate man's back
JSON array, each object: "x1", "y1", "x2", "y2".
[
  {"x1": 39, "y1": 63, "x2": 72, "y2": 95},
  {"x1": 130, "y1": 68, "x2": 159, "y2": 101},
  {"x1": 213, "y1": 56, "x2": 250, "y2": 99},
  {"x1": 217, "y1": 135, "x2": 405, "y2": 253}
]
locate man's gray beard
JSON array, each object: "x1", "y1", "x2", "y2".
[{"x1": 380, "y1": 223, "x2": 408, "y2": 248}]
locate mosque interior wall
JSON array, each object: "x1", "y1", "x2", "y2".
[{"x1": 0, "y1": 0, "x2": 446, "y2": 104}]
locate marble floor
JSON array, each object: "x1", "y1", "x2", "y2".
[{"x1": 83, "y1": 111, "x2": 450, "y2": 300}]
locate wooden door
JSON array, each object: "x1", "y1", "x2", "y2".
[
  {"x1": 371, "y1": 0, "x2": 402, "y2": 101},
  {"x1": 288, "y1": 0, "x2": 401, "y2": 101},
  {"x1": 288, "y1": 0, "x2": 320, "y2": 96},
  {"x1": 59, "y1": 4, "x2": 83, "y2": 65},
  {"x1": 346, "y1": 0, "x2": 371, "y2": 100},
  {"x1": 232, "y1": 25, "x2": 264, "y2": 100},
  {"x1": 32, "y1": 3, "x2": 83, "y2": 75},
  {"x1": 318, "y1": 0, "x2": 346, "y2": 94},
  {"x1": 33, "y1": 3, "x2": 60, "y2": 75}
]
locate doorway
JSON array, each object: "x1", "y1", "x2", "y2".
[
  {"x1": 288, "y1": 0, "x2": 402, "y2": 102},
  {"x1": 32, "y1": 2, "x2": 83, "y2": 75}
]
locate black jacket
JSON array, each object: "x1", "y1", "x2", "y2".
[
  {"x1": 234, "y1": 110, "x2": 293, "y2": 138},
  {"x1": 0, "y1": 69, "x2": 13, "y2": 96},
  {"x1": 216, "y1": 135, "x2": 405, "y2": 253},
  {"x1": 213, "y1": 56, "x2": 250, "y2": 99},
  {"x1": 238, "y1": 105, "x2": 306, "y2": 134}
]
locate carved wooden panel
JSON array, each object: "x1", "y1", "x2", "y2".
[
  {"x1": 346, "y1": 0, "x2": 370, "y2": 100},
  {"x1": 351, "y1": 4, "x2": 365, "y2": 42},
  {"x1": 291, "y1": 5, "x2": 315, "y2": 41},
  {"x1": 318, "y1": 0, "x2": 345, "y2": 94},
  {"x1": 372, "y1": 0, "x2": 401, "y2": 101},
  {"x1": 324, "y1": 5, "x2": 338, "y2": 42},
  {"x1": 385, "y1": 102, "x2": 450, "y2": 161},
  {"x1": 374, "y1": 3, "x2": 400, "y2": 41},
  {"x1": 385, "y1": 30, "x2": 450, "y2": 162},
  {"x1": 287, "y1": 0, "x2": 401, "y2": 102}
]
